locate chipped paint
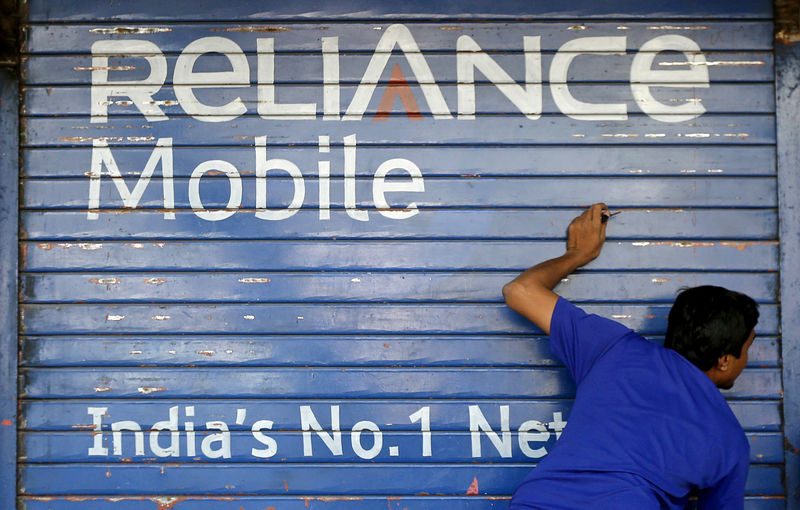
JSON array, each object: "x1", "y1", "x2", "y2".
[
  {"x1": 467, "y1": 476, "x2": 480, "y2": 495},
  {"x1": 127, "y1": 243, "x2": 144, "y2": 249},
  {"x1": 36, "y1": 243, "x2": 53, "y2": 250},
  {"x1": 611, "y1": 314, "x2": 632, "y2": 319},
  {"x1": 90, "y1": 277, "x2": 120, "y2": 285},
  {"x1": 658, "y1": 60, "x2": 765, "y2": 67},
  {"x1": 80, "y1": 243, "x2": 103, "y2": 250},
  {"x1": 129, "y1": 350, "x2": 142, "y2": 355},
  {"x1": 94, "y1": 387, "x2": 112, "y2": 393},
  {"x1": 145, "y1": 277, "x2": 166, "y2": 285},
  {"x1": 646, "y1": 25, "x2": 710, "y2": 30},
  {"x1": 720, "y1": 241, "x2": 778, "y2": 251},
  {"x1": 351, "y1": 278, "x2": 362, "y2": 283},
  {"x1": 198, "y1": 350, "x2": 215, "y2": 356},
  {"x1": 105, "y1": 315, "x2": 125, "y2": 321},
  {"x1": 680, "y1": 133, "x2": 711, "y2": 138},
  {"x1": 601, "y1": 133, "x2": 639, "y2": 138},
  {"x1": 651, "y1": 278, "x2": 670, "y2": 284},
  {"x1": 680, "y1": 169, "x2": 697, "y2": 173},
  {"x1": 73, "y1": 66, "x2": 136, "y2": 71},
  {"x1": 89, "y1": 27, "x2": 172, "y2": 34},
  {"x1": 126, "y1": 136, "x2": 156, "y2": 142},
  {"x1": 58, "y1": 136, "x2": 123, "y2": 142},
  {"x1": 137, "y1": 387, "x2": 165, "y2": 395},
  {"x1": 152, "y1": 315, "x2": 171, "y2": 321},
  {"x1": 567, "y1": 25, "x2": 588, "y2": 30},
  {"x1": 644, "y1": 133, "x2": 666, "y2": 138},
  {"x1": 571, "y1": 134, "x2": 585, "y2": 138},
  {"x1": 243, "y1": 315, "x2": 255, "y2": 320},
  {"x1": 224, "y1": 26, "x2": 291, "y2": 32},
  {"x1": 617, "y1": 26, "x2": 630, "y2": 30},
  {"x1": 238, "y1": 277, "x2": 271, "y2": 284},
  {"x1": 440, "y1": 26, "x2": 462, "y2": 31}
]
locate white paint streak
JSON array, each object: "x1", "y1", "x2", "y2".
[
  {"x1": 129, "y1": 350, "x2": 142, "y2": 355},
  {"x1": 351, "y1": 278, "x2": 362, "y2": 283},
  {"x1": 681, "y1": 133, "x2": 711, "y2": 138},
  {"x1": 92, "y1": 278, "x2": 120, "y2": 285},
  {"x1": 611, "y1": 314, "x2": 632, "y2": 319},
  {"x1": 106, "y1": 315, "x2": 125, "y2": 321},
  {"x1": 238, "y1": 277, "x2": 271, "y2": 284},
  {"x1": 243, "y1": 315, "x2": 255, "y2": 320},
  {"x1": 658, "y1": 60, "x2": 765, "y2": 67},
  {"x1": 126, "y1": 136, "x2": 156, "y2": 142},
  {"x1": 80, "y1": 243, "x2": 103, "y2": 250},
  {"x1": 708, "y1": 169, "x2": 724, "y2": 173},
  {"x1": 647, "y1": 25, "x2": 710, "y2": 30},
  {"x1": 137, "y1": 387, "x2": 165, "y2": 394},
  {"x1": 651, "y1": 278, "x2": 670, "y2": 284},
  {"x1": 152, "y1": 315, "x2": 171, "y2": 321},
  {"x1": 89, "y1": 27, "x2": 172, "y2": 34},
  {"x1": 94, "y1": 387, "x2": 112, "y2": 393},
  {"x1": 601, "y1": 133, "x2": 639, "y2": 138},
  {"x1": 681, "y1": 169, "x2": 697, "y2": 173},
  {"x1": 632, "y1": 242, "x2": 651, "y2": 247},
  {"x1": 644, "y1": 133, "x2": 666, "y2": 138}
]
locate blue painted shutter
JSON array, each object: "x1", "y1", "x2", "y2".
[{"x1": 19, "y1": 1, "x2": 783, "y2": 508}]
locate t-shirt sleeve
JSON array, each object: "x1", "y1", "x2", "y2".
[
  {"x1": 549, "y1": 297, "x2": 634, "y2": 385},
  {"x1": 695, "y1": 440, "x2": 749, "y2": 510}
]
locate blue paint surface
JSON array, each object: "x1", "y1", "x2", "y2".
[{"x1": 18, "y1": 1, "x2": 784, "y2": 505}]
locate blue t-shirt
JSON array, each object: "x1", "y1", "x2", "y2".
[{"x1": 511, "y1": 298, "x2": 749, "y2": 510}]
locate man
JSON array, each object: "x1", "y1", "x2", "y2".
[{"x1": 503, "y1": 203, "x2": 758, "y2": 510}]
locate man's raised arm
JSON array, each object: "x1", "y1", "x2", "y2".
[{"x1": 502, "y1": 203, "x2": 608, "y2": 334}]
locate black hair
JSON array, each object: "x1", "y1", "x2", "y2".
[{"x1": 664, "y1": 285, "x2": 759, "y2": 372}]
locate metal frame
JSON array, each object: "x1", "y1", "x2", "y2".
[
  {"x1": 776, "y1": 0, "x2": 800, "y2": 506},
  {"x1": 0, "y1": 67, "x2": 19, "y2": 508}
]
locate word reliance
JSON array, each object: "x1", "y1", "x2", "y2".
[{"x1": 90, "y1": 24, "x2": 710, "y2": 123}]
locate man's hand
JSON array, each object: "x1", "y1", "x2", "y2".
[
  {"x1": 502, "y1": 203, "x2": 609, "y2": 334},
  {"x1": 566, "y1": 203, "x2": 608, "y2": 266}
]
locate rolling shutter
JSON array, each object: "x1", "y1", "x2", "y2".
[{"x1": 18, "y1": 1, "x2": 784, "y2": 508}]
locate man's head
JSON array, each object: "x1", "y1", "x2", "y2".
[{"x1": 664, "y1": 285, "x2": 759, "y2": 389}]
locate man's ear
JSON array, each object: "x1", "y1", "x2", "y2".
[{"x1": 715, "y1": 354, "x2": 733, "y2": 372}]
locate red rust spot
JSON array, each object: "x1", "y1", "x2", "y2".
[
  {"x1": 1, "y1": 419, "x2": 11, "y2": 426},
  {"x1": 284, "y1": 479, "x2": 289, "y2": 491},
  {"x1": 467, "y1": 476, "x2": 479, "y2": 495},
  {"x1": 71, "y1": 424, "x2": 96, "y2": 430},
  {"x1": 373, "y1": 64, "x2": 423, "y2": 122},
  {"x1": 383, "y1": 343, "x2": 389, "y2": 348}
]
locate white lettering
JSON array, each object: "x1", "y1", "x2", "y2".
[
  {"x1": 254, "y1": 135, "x2": 305, "y2": 220},
  {"x1": 112, "y1": 420, "x2": 145, "y2": 456},
  {"x1": 343, "y1": 134, "x2": 369, "y2": 221},
  {"x1": 344, "y1": 24, "x2": 451, "y2": 120},
  {"x1": 87, "y1": 407, "x2": 108, "y2": 456},
  {"x1": 300, "y1": 405, "x2": 343, "y2": 456},
  {"x1": 351, "y1": 420, "x2": 383, "y2": 460},
  {"x1": 251, "y1": 419, "x2": 278, "y2": 458},
  {"x1": 257, "y1": 38, "x2": 316, "y2": 119},
  {"x1": 188, "y1": 160, "x2": 242, "y2": 221},
  {"x1": 469, "y1": 405, "x2": 512, "y2": 458},
  {"x1": 149, "y1": 405, "x2": 180, "y2": 457},
  {"x1": 631, "y1": 35, "x2": 709, "y2": 122},
  {"x1": 457, "y1": 36, "x2": 542, "y2": 120},
  {"x1": 322, "y1": 37, "x2": 340, "y2": 120},
  {"x1": 90, "y1": 40, "x2": 167, "y2": 123},
  {"x1": 550, "y1": 37, "x2": 628, "y2": 120},
  {"x1": 518, "y1": 420, "x2": 549, "y2": 458},
  {"x1": 174, "y1": 37, "x2": 249, "y2": 122},
  {"x1": 373, "y1": 158, "x2": 424, "y2": 219},
  {"x1": 87, "y1": 138, "x2": 174, "y2": 220},
  {"x1": 201, "y1": 421, "x2": 232, "y2": 459}
]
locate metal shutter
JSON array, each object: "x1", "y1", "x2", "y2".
[{"x1": 17, "y1": 1, "x2": 785, "y2": 508}]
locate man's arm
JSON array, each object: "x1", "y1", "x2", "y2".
[{"x1": 502, "y1": 203, "x2": 608, "y2": 334}]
